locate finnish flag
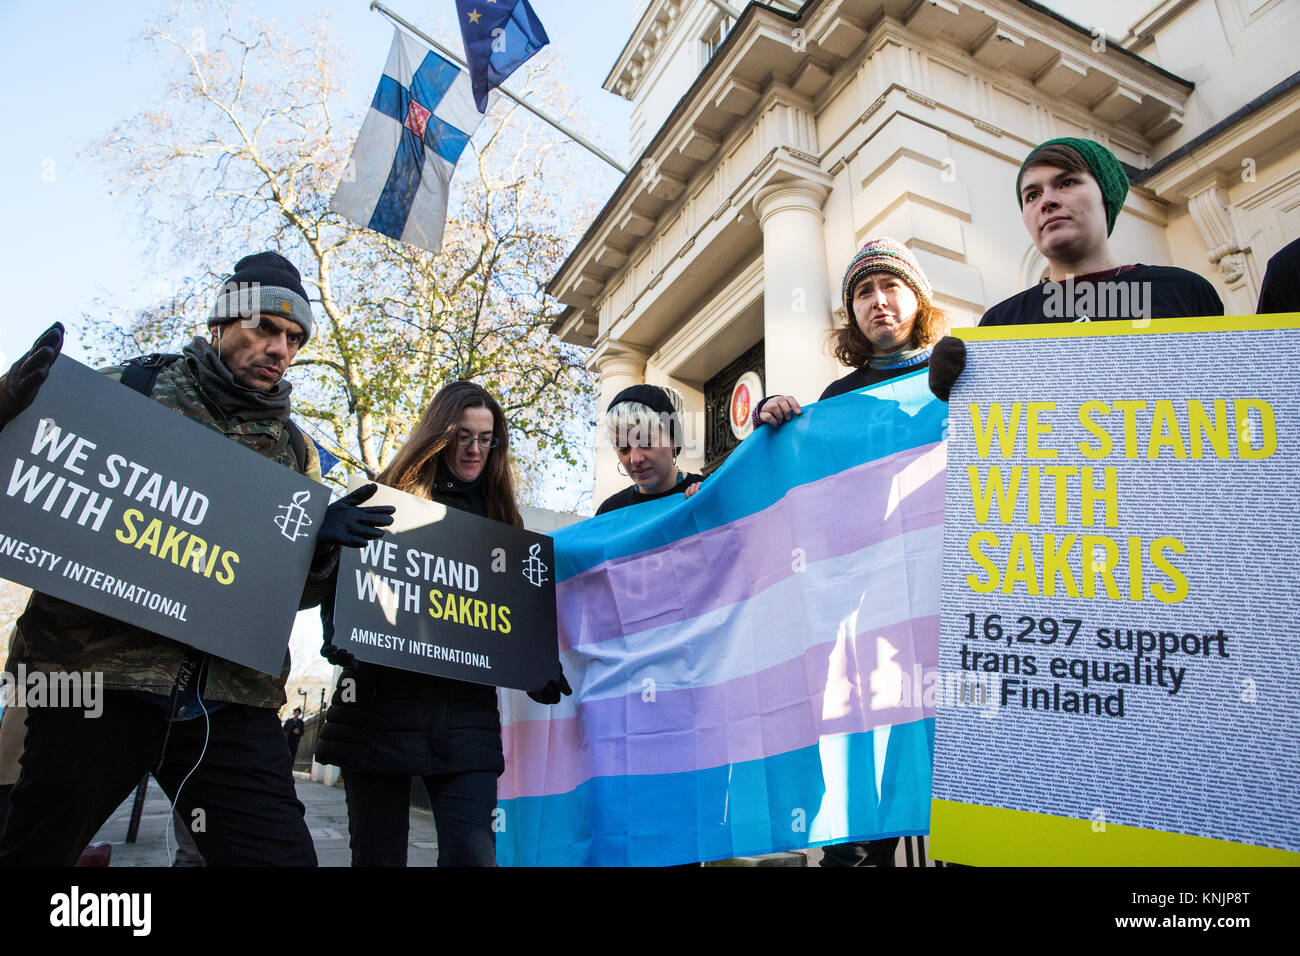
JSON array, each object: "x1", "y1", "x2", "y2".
[{"x1": 330, "y1": 29, "x2": 486, "y2": 254}]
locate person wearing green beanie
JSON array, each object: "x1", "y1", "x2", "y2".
[
  {"x1": 1016, "y1": 136, "x2": 1130, "y2": 237},
  {"x1": 928, "y1": 137, "x2": 1223, "y2": 400}
]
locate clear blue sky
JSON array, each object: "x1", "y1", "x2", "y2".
[{"x1": 0, "y1": 0, "x2": 633, "y2": 368}]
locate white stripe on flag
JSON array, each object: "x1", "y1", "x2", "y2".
[
  {"x1": 499, "y1": 524, "x2": 943, "y2": 725},
  {"x1": 329, "y1": 109, "x2": 402, "y2": 232},
  {"x1": 386, "y1": 30, "x2": 423, "y2": 86},
  {"x1": 401, "y1": 149, "x2": 456, "y2": 252},
  {"x1": 435, "y1": 71, "x2": 486, "y2": 135}
]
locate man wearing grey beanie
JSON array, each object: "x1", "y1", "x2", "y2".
[
  {"x1": 0, "y1": 250, "x2": 395, "y2": 867},
  {"x1": 206, "y1": 251, "x2": 314, "y2": 392}
]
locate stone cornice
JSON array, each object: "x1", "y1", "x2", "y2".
[
  {"x1": 1119, "y1": 0, "x2": 1198, "y2": 54},
  {"x1": 648, "y1": 256, "x2": 765, "y2": 376},
  {"x1": 552, "y1": 0, "x2": 1198, "y2": 347},
  {"x1": 549, "y1": 5, "x2": 813, "y2": 308},
  {"x1": 1137, "y1": 82, "x2": 1300, "y2": 204},
  {"x1": 604, "y1": 0, "x2": 688, "y2": 102}
]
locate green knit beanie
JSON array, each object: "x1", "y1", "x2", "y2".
[{"x1": 1016, "y1": 137, "x2": 1129, "y2": 235}]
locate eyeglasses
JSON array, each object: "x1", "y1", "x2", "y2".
[{"x1": 456, "y1": 435, "x2": 499, "y2": 449}]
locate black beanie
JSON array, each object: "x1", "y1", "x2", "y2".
[
  {"x1": 209, "y1": 251, "x2": 314, "y2": 342},
  {"x1": 607, "y1": 384, "x2": 683, "y2": 454}
]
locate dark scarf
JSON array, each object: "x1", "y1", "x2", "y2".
[
  {"x1": 434, "y1": 460, "x2": 487, "y2": 495},
  {"x1": 182, "y1": 336, "x2": 292, "y2": 422},
  {"x1": 431, "y1": 461, "x2": 489, "y2": 518}
]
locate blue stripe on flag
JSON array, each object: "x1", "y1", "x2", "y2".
[
  {"x1": 555, "y1": 370, "x2": 947, "y2": 581},
  {"x1": 409, "y1": 52, "x2": 460, "y2": 116},
  {"x1": 497, "y1": 719, "x2": 934, "y2": 867},
  {"x1": 370, "y1": 73, "x2": 406, "y2": 122},
  {"x1": 371, "y1": 68, "x2": 463, "y2": 167},
  {"x1": 424, "y1": 114, "x2": 470, "y2": 165},
  {"x1": 368, "y1": 126, "x2": 425, "y2": 240}
]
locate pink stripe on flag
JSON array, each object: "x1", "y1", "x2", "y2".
[
  {"x1": 500, "y1": 614, "x2": 940, "y2": 800},
  {"x1": 556, "y1": 442, "x2": 944, "y2": 652}
]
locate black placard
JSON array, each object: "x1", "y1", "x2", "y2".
[
  {"x1": 331, "y1": 480, "x2": 558, "y2": 691},
  {"x1": 0, "y1": 356, "x2": 332, "y2": 674}
]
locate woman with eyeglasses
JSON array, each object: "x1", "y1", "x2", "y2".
[{"x1": 316, "y1": 380, "x2": 567, "y2": 866}]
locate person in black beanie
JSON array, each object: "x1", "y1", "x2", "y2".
[
  {"x1": 596, "y1": 384, "x2": 703, "y2": 515},
  {"x1": 0, "y1": 250, "x2": 393, "y2": 867}
]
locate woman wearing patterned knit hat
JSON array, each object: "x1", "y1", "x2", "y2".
[
  {"x1": 755, "y1": 237, "x2": 949, "y2": 430},
  {"x1": 751, "y1": 238, "x2": 947, "y2": 867},
  {"x1": 929, "y1": 137, "x2": 1224, "y2": 399}
]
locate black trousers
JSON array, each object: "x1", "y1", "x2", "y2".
[
  {"x1": 0, "y1": 691, "x2": 316, "y2": 867},
  {"x1": 343, "y1": 769, "x2": 497, "y2": 867},
  {"x1": 820, "y1": 837, "x2": 900, "y2": 867}
]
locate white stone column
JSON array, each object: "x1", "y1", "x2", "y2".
[
  {"x1": 590, "y1": 345, "x2": 649, "y2": 510},
  {"x1": 754, "y1": 181, "x2": 837, "y2": 404}
]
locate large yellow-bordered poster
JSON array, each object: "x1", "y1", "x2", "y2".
[{"x1": 930, "y1": 315, "x2": 1300, "y2": 865}]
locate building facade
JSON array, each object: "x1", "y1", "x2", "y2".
[{"x1": 550, "y1": 0, "x2": 1300, "y2": 507}]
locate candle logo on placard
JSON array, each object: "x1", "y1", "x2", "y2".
[
  {"x1": 274, "y1": 490, "x2": 314, "y2": 543},
  {"x1": 522, "y1": 543, "x2": 549, "y2": 587}
]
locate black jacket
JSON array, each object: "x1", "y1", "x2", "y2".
[
  {"x1": 819, "y1": 355, "x2": 931, "y2": 400},
  {"x1": 1257, "y1": 237, "x2": 1300, "y2": 314},
  {"x1": 978, "y1": 264, "x2": 1224, "y2": 326},
  {"x1": 315, "y1": 467, "x2": 504, "y2": 776},
  {"x1": 595, "y1": 472, "x2": 705, "y2": 515}
]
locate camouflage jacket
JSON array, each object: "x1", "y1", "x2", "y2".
[{"x1": 5, "y1": 354, "x2": 332, "y2": 710}]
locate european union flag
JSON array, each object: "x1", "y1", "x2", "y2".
[
  {"x1": 455, "y1": 0, "x2": 550, "y2": 113},
  {"x1": 330, "y1": 29, "x2": 486, "y2": 253}
]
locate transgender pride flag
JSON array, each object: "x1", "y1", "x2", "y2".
[{"x1": 498, "y1": 371, "x2": 948, "y2": 866}]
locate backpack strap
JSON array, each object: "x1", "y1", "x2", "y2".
[
  {"x1": 285, "y1": 419, "x2": 310, "y2": 475},
  {"x1": 120, "y1": 352, "x2": 181, "y2": 397},
  {"x1": 122, "y1": 352, "x2": 311, "y2": 474}
]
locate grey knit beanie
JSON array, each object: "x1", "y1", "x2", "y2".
[{"x1": 209, "y1": 251, "x2": 313, "y2": 343}]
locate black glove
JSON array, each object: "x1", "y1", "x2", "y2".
[
  {"x1": 0, "y1": 322, "x2": 64, "y2": 433},
  {"x1": 320, "y1": 640, "x2": 358, "y2": 669},
  {"x1": 928, "y1": 335, "x2": 967, "y2": 403},
  {"x1": 527, "y1": 671, "x2": 572, "y2": 705},
  {"x1": 318, "y1": 483, "x2": 395, "y2": 548}
]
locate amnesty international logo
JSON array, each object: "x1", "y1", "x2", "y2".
[
  {"x1": 274, "y1": 490, "x2": 314, "y2": 542},
  {"x1": 522, "y1": 543, "x2": 548, "y2": 587}
]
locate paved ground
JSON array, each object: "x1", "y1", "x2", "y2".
[
  {"x1": 89, "y1": 772, "x2": 440, "y2": 867},
  {"x1": 86, "y1": 773, "x2": 845, "y2": 867}
]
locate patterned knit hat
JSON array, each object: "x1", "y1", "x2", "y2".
[
  {"x1": 209, "y1": 251, "x2": 314, "y2": 343},
  {"x1": 1016, "y1": 137, "x2": 1130, "y2": 236},
  {"x1": 841, "y1": 238, "x2": 932, "y2": 316}
]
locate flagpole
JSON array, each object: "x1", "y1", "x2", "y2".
[
  {"x1": 369, "y1": 1, "x2": 630, "y2": 175},
  {"x1": 704, "y1": 0, "x2": 745, "y2": 19}
]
